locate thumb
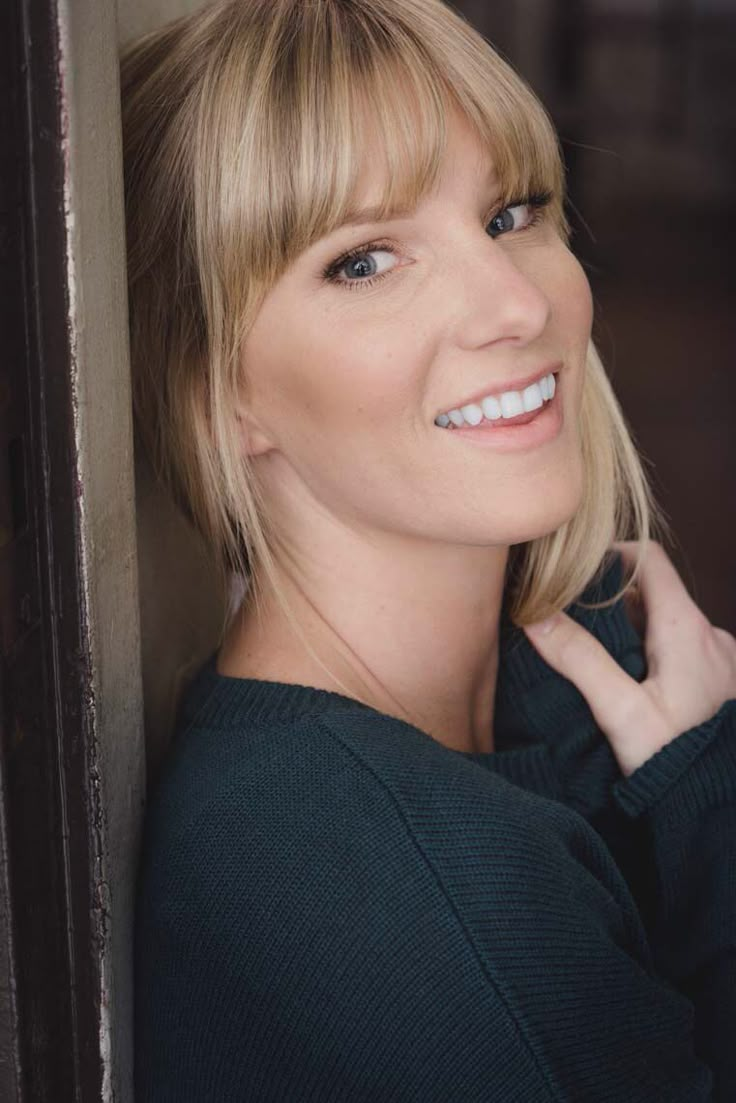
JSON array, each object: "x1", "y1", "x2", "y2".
[{"x1": 523, "y1": 611, "x2": 643, "y2": 741}]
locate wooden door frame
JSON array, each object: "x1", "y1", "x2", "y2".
[{"x1": 0, "y1": 0, "x2": 145, "y2": 1098}]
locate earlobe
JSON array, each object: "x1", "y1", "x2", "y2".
[{"x1": 235, "y1": 409, "x2": 275, "y2": 458}]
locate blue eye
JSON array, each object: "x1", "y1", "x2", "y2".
[
  {"x1": 321, "y1": 190, "x2": 554, "y2": 292},
  {"x1": 322, "y1": 242, "x2": 397, "y2": 291},
  {"x1": 342, "y1": 252, "x2": 391, "y2": 281},
  {"x1": 487, "y1": 202, "x2": 536, "y2": 239}
]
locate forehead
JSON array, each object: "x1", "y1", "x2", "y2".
[{"x1": 345, "y1": 102, "x2": 496, "y2": 220}]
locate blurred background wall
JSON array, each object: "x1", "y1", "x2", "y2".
[{"x1": 457, "y1": 0, "x2": 736, "y2": 632}]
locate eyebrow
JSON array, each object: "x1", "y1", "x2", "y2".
[
  {"x1": 331, "y1": 201, "x2": 419, "y2": 233},
  {"x1": 330, "y1": 169, "x2": 503, "y2": 235}
]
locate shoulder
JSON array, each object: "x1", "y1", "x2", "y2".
[
  {"x1": 138, "y1": 701, "x2": 641, "y2": 952},
  {"x1": 139, "y1": 703, "x2": 520, "y2": 889}
]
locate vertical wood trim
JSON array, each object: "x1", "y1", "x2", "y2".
[{"x1": 56, "y1": 0, "x2": 146, "y2": 1097}]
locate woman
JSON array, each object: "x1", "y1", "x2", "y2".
[{"x1": 121, "y1": 0, "x2": 736, "y2": 1099}]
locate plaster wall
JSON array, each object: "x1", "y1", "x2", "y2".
[
  {"x1": 116, "y1": 0, "x2": 226, "y2": 785},
  {"x1": 118, "y1": 0, "x2": 204, "y2": 47}
]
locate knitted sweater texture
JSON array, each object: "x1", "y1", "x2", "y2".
[{"x1": 134, "y1": 555, "x2": 736, "y2": 1101}]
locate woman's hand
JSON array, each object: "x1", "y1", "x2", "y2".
[{"x1": 523, "y1": 541, "x2": 736, "y2": 777}]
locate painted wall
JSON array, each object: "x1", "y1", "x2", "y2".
[
  {"x1": 117, "y1": 0, "x2": 227, "y2": 785},
  {"x1": 118, "y1": 0, "x2": 203, "y2": 46}
]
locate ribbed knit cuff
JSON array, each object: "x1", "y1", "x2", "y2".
[{"x1": 612, "y1": 699, "x2": 736, "y2": 820}]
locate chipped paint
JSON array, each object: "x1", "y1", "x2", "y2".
[{"x1": 54, "y1": 0, "x2": 147, "y2": 1097}]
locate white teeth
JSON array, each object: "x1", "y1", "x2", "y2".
[
  {"x1": 460, "y1": 403, "x2": 483, "y2": 426},
  {"x1": 481, "y1": 395, "x2": 502, "y2": 420},
  {"x1": 500, "y1": 391, "x2": 524, "y2": 418},
  {"x1": 435, "y1": 372, "x2": 557, "y2": 428},
  {"x1": 522, "y1": 382, "x2": 544, "y2": 413}
]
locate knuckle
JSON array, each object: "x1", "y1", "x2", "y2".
[
  {"x1": 713, "y1": 626, "x2": 736, "y2": 649},
  {"x1": 705, "y1": 626, "x2": 736, "y2": 694},
  {"x1": 715, "y1": 628, "x2": 736, "y2": 681},
  {"x1": 691, "y1": 608, "x2": 714, "y2": 640}
]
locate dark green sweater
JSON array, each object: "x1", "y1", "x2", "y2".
[{"x1": 134, "y1": 554, "x2": 736, "y2": 1101}]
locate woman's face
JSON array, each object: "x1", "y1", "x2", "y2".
[{"x1": 238, "y1": 108, "x2": 593, "y2": 549}]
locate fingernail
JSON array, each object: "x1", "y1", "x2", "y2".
[{"x1": 525, "y1": 614, "x2": 559, "y2": 637}]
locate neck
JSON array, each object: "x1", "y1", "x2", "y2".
[{"x1": 218, "y1": 524, "x2": 510, "y2": 756}]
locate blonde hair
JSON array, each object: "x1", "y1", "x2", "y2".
[{"x1": 121, "y1": 0, "x2": 661, "y2": 699}]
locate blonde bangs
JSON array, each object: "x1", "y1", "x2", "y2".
[{"x1": 196, "y1": 0, "x2": 568, "y2": 331}]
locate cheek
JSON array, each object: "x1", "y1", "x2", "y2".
[
  {"x1": 541, "y1": 250, "x2": 593, "y2": 419},
  {"x1": 286, "y1": 298, "x2": 424, "y2": 416},
  {"x1": 249, "y1": 309, "x2": 407, "y2": 450},
  {"x1": 554, "y1": 252, "x2": 594, "y2": 347}
]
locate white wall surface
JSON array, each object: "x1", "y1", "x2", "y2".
[{"x1": 117, "y1": 0, "x2": 204, "y2": 46}]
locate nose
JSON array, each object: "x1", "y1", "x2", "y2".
[{"x1": 450, "y1": 234, "x2": 552, "y2": 351}]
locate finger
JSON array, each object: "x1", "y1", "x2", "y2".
[
  {"x1": 611, "y1": 540, "x2": 696, "y2": 625},
  {"x1": 608, "y1": 541, "x2": 646, "y2": 636},
  {"x1": 523, "y1": 611, "x2": 644, "y2": 738}
]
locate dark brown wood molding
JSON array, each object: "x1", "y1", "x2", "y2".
[{"x1": 0, "y1": 0, "x2": 105, "y2": 1097}]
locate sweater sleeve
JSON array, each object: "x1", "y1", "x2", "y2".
[
  {"x1": 610, "y1": 697, "x2": 736, "y2": 1101},
  {"x1": 135, "y1": 716, "x2": 720, "y2": 1102}
]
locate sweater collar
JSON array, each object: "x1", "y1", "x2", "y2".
[
  {"x1": 178, "y1": 552, "x2": 639, "y2": 755},
  {"x1": 492, "y1": 551, "x2": 641, "y2": 751}
]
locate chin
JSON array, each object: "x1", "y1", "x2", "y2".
[{"x1": 497, "y1": 467, "x2": 585, "y2": 547}]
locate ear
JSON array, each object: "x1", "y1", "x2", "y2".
[{"x1": 235, "y1": 404, "x2": 276, "y2": 458}]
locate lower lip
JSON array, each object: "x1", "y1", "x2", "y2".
[{"x1": 436, "y1": 377, "x2": 563, "y2": 451}]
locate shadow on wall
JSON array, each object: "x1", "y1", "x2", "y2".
[
  {"x1": 135, "y1": 453, "x2": 227, "y2": 785},
  {"x1": 119, "y1": 0, "x2": 225, "y2": 781}
]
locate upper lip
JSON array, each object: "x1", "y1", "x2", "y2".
[{"x1": 437, "y1": 362, "x2": 562, "y2": 417}]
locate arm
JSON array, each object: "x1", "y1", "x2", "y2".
[
  {"x1": 523, "y1": 541, "x2": 736, "y2": 1099},
  {"x1": 611, "y1": 700, "x2": 736, "y2": 1099}
]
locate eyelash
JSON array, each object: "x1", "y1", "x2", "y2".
[{"x1": 321, "y1": 192, "x2": 554, "y2": 292}]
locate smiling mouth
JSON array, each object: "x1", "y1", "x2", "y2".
[{"x1": 435, "y1": 371, "x2": 558, "y2": 429}]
